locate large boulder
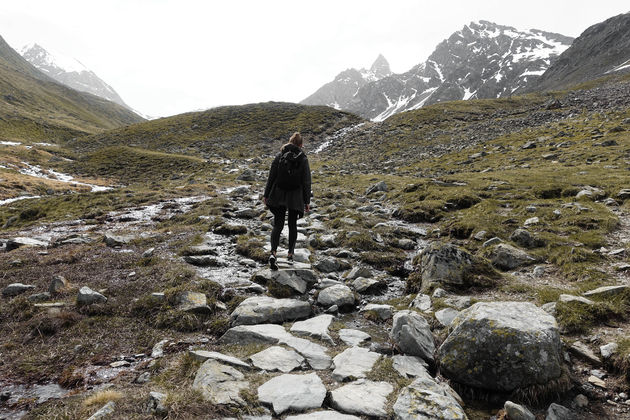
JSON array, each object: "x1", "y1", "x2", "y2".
[
  {"x1": 393, "y1": 375, "x2": 467, "y2": 420},
  {"x1": 418, "y1": 242, "x2": 488, "y2": 291},
  {"x1": 438, "y1": 302, "x2": 564, "y2": 392},
  {"x1": 317, "y1": 285, "x2": 355, "y2": 309},
  {"x1": 253, "y1": 268, "x2": 318, "y2": 297},
  {"x1": 230, "y1": 296, "x2": 311, "y2": 326},
  {"x1": 487, "y1": 243, "x2": 536, "y2": 270},
  {"x1": 390, "y1": 310, "x2": 435, "y2": 364}
]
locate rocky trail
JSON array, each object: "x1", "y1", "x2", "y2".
[{"x1": 1, "y1": 169, "x2": 629, "y2": 420}]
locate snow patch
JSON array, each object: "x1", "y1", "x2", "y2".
[
  {"x1": 606, "y1": 59, "x2": 630, "y2": 74},
  {"x1": 20, "y1": 43, "x2": 89, "y2": 73},
  {"x1": 15, "y1": 162, "x2": 111, "y2": 192},
  {"x1": 0, "y1": 141, "x2": 22, "y2": 146},
  {"x1": 0, "y1": 196, "x2": 42, "y2": 207},
  {"x1": 313, "y1": 123, "x2": 365, "y2": 154}
]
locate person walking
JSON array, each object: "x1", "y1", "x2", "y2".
[{"x1": 263, "y1": 132, "x2": 312, "y2": 270}]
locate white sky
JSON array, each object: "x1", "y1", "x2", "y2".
[{"x1": 1, "y1": 1, "x2": 629, "y2": 117}]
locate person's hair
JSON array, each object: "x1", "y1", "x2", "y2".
[{"x1": 288, "y1": 132, "x2": 303, "y2": 147}]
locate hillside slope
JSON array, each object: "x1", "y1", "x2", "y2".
[
  {"x1": 533, "y1": 12, "x2": 630, "y2": 92},
  {"x1": 0, "y1": 35, "x2": 144, "y2": 142}
]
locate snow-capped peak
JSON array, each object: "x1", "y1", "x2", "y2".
[{"x1": 20, "y1": 43, "x2": 89, "y2": 74}]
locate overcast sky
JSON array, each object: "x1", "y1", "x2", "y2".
[{"x1": 1, "y1": 1, "x2": 628, "y2": 117}]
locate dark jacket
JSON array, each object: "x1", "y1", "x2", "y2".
[{"x1": 264, "y1": 143, "x2": 311, "y2": 215}]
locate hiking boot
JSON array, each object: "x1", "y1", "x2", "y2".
[
  {"x1": 287, "y1": 254, "x2": 294, "y2": 265},
  {"x1": 269, "y1": 254, "x2": 278, "y2": 271}
]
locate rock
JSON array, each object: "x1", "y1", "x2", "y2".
[
  {"x1": 546, "y1": 403, "x2": 572, "y2": 420},
  {"x1": 488, "y1": 243, "x2": 536, "y2": 270},
  {"x1": 249, "y1": 346, "x2": 305, "y2": 373},
  {"x1": 230, "y1": 296, "x2": 311, "y2": 326},
  {"x1": 291, "y1": 314, "x2": 335, "y2": 345},
  {"x1": 391, "y1": 355, "x2": 429, "y2": 378},
  {"x1": 314, "y1": 258, "x2": 341, "y2": 273},
  {"x1": 524, "y1": 216, "x2": 539, "y2": 226},
  {"x1": 443, "y1": 295, "x2": 472, "y2": 309},
  {"x1": 418, "y1": 242, "x2": 481, "y2": 291},
  {"x1": 293, "y1": 248, "x2": 312, "y2": 263},
  {"x1": 510, "y1": 229, "x2": 544, "y2": 248},
  {"x1": 317, "y1": 285, "x2": 355, "y2": 309},
  {"x1": 438, "y1": 302, "x2": 563, "y2": 392},
  {"x1": 330, "y1": 379, "x2": 393, "y2": 417},
  {"x1": 339, "y1": 329, "x2": 371, "y2": 347},
  {"x1": 504, "y1": 401, "x2": 535, "y2": 420},
  {"x1": 617, "y1": 189, "x2": 630, "y2": 201},
  {"x1": 574, "y1": 394, "x2": 589, "y2": 408},
  {"x1": 482, "y1": 237, "x2": 502, "y2": 247},
  {"x1": 135, "y1": 372, "x2": 151, "y2": 384},
  {"x1": 365, "y1": 181, "x2": 387, "y2": 195},
  {"x1": 147, "y1": 391, "x2": 167, "y2": 415},
  {"x1": 2, "y1": 283, "x2": 36, "y2": 297},
  {"x1": 151, "y1": 339, "x2": 170, "y2": 358},
  {"x1": 600, "y1": 343, "x2": 618, "y2": 359},
  {"x1": 569, "y1": 341, "x2": 602, "y2": 366},
  {"x1": 331, "y1": 347, "x2": 381, "y2": 382},
  {"x1": 254, "y1": 268, "x2": 317, "y2": 296},
  {"x1": 559, "y1": 294, "x2": 594, "y2": 306},
  {"x1": 393, "y1": 376, "x2": 467, "y2": 420},
  {"x1": 87, "y1": 401, "x2": 116, "y2": 420},
  {"x1": 583, "y1": 285, "x2": 628, "y2": 298},
  {"x1": 390, "y1": 310, "x2": 435, "y2": 364},
  {"x1": 396, "y1": 239, "x2": 416, "y2": 250},
  {"x1": 192, "y1": 360, "x2": 249, "y2": 405},
  {"x1": 411, "y1": 294, "x2": 432, "y2": 311},
  {"x1": 351, "y1": 277, "x2": 384, "y2": 294},
  {"x1": 345, "y1": 266, "x2": 372, "y2": 280},
  {"x1": 177, "y1": 291, "x2": 212, "y2": 314},
  {"x1": 110, "y1": 360, "x2": 130, "y2": 368},
  {"x1": 285, "y1": 411, "x2": 361, "y2": 420},
  {"x1": 142, "y1": 248, "x2": 155, "y2": 258},
  {"x1": 76, "y1": 286, "x2": 107, "y2": 306},
  {"x1": 359, "y1": 303, "x2": 393, "y2": 320},
  {"x1": 533, "y1": 265, "x2": 546, "y2": 277},
  {"x1": 435, "y1": 308, "x2": 460, "y2": 327},
  {"x1": 588, "y1": 375, "x2": 606, "y2": 388},
  {"x1": 236, "y1": 169, "x2": 256, "y2": 181},
  {"x1": 5, "y1": 237, "x2": 48, "y2": 251},
  {"x1": 188, "y1": 350, "x2": 250, "y2": 369},
  {"x1": 103, "y1": 233, "x2": 135, "y2": 247},
  {"x1": 219, "y1": 324, "x2": 331, "y2": 369},
  {"x1": 542, "y1": 302, "x2": 557, "y2": 315},
  {"x1": 521, "y1": 141, "x2": 537, "y2": 149},
  {"x1": 49, "y1": 275, "x2": 70, "y2": 295},
  {"x1": 28, "y1": 292, "x2": 51, "y2": 302},
  {"x1": 184, "y1": 255, "x2": 221, "y2": 267},
  {"x1": 473, "y1": 230, "x2": 487, "y2": 241},
  {"x1": 258, "y1": 372, "x2": 326, "y2": 415}
]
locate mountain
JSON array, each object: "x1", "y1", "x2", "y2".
[
  {"x1": 20, "y1": 43, "x2": 132, "y2": 110},
  {"x1": 301, "y1": 54, "x2": 392, "y2": 110},
  {"x1": 302, "y1": 21, "x2": 573, "y2": 120},
  {"x1": 532, "y1": 12, "x2": 630, "y2": 91},
  {"x1": 0, "y1": 35, "x2": 143, "y2": 141}
]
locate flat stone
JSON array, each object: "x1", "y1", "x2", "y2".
[
  {"x1": 230, "y1": 296, "x2": 311, "y2": 326},
  {"x1": 192, "y1": 360, "x2": 249, "y2": 406},
  {"x1": 28, "y1": 292, "x2": 51, "y2": 302},
  {"x1": 443, "y1": 295, "x2": 472, "y2": 309},
  {"x1": 345, "y1": 266, "x2": 372, "y2": 280},
  {"x1": 411, "y1": 294, "x2": 432, "y2": 311},
  {"x1": 600, "y1": 343, "x2": 618, "y2": 359},
  {"x1": 393, "y1": 376, "x2": 467, "y2": 420},
  {"x1": 330, "y1": 379, "x2": 393, "y2": 417},
  {"x1": 317, "y1": 284, "x2": 355, "y2": 309},
  {"x1": 249, "y1": 346, "x2": 305, "y2": 373},
  {"x1": 77, "y1": 286, "x2": 107, "y2": 306},
  {"x1": 6, "y1": 237, "x2": 48, "y2": 251},
  {"x1": 219, "y1": 324, "x2": 331, "y2": 369},
  {"x1": 435, "y1": 308, "x2": 460, "y2": 327},
  {"x1": 151, "y1": 339, "x2": 170, "y2": 358},
  {"x1": 559, "y1": 294, "x2": 594, "y2": 305},
  {"x1": 588, "y1": 375, "x2": 606, "y2": 388},
  {"x1": 315, "y1": 257, "x2": 341, "y2": 273},
  {"x1": 583, "y1": 285, "x2": 629, "y2": 298},
  {"x1": 359, "y1": 303, "x2": 393, "y2": 320},
  {"x1": 391, "y1": 310, "x2": 435, "y2": 364},
  {"x1": 285, "y1": 411, "x2": 360, "y2": 420},
  {"x1": 546, "y1": 403, "x2": 573, "y2": 420},
  {"x1": 2, "y1": 283, "x2": 36, "y2": 297},
  {"x1": 147, "y1": 391, "x2": 167, "y2": 415},
  {"x1": 188, "y1": 350, "x2": 250, "y2": 369},
  {"x1": 104, "y1": 233, "x2": 136, "y2": 247},
  {"x1": 570, "y1": 341, "x2": 602, "y2": 366},
  {"x1": 339, "y1": 329, "x2": 371, "y2": 347},
  {"x1": 391, "y1": 355, "x2": 429, "y2": 378},
  {"x1": 331, "y1": 347, "x2": 380, "y2": 382},
  {"x1": 87, "y1": 401, "x2": 116, "y2": 420},
  {"x1": 488, "y1": 243, "x2": 536, "y2": 270},
  {"x1": 184, "y1": 255, "x2": 221, "y2": 267},
  {"x1": 258, "y1": 372, "x2": 326, "y2": 415},
  {"x1": 290, "y1": 314, "x2": 335, "y2": 345},
  {"x1": 351, "y1": 277, "x2": 384, "y2": 294},
  {"x1": 177, "y1": 291, "x2": 212, "y2": 314}
]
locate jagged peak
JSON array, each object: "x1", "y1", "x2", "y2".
[{"x1": 370, "y1": 54, "x2": 391, "y2": 79}]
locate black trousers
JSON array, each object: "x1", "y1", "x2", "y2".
[{"x1": 270, "y1": 206, "x2": 299, "y2": 255}]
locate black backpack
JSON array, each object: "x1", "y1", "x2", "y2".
[{"x1": 276, "y1": 150, "x2": 303, "y2": 190}]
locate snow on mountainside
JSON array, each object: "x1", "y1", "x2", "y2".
[
  {"x1": 301, "y1": 54, "x2": 392, "y2": 110},
  {"x1": 20, "y1": 43, "x2": 134, "y2": 112},
  {"x1": 302, "y1": 21, "x2": 573, "y2": 121}
]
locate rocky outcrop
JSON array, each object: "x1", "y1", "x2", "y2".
[
  {"x1": 192, "y1": 360, "x2": 249, "y2": 405},
  {"x1": 390, "y1": 310, "x2": 435, "y2": 364},
  {"x1": 438, "y1": 301, "x2": 564, "y2": 392},
  {"x1": 393, "y1": 374, "x2": 467, "y2": 420}
]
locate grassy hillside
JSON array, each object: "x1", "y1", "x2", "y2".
[{"x1": 0, "y1": 35, "x2": 144, "y2": 143}]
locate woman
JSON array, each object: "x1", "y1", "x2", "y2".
[{"x1": 263, "y1": 132, "x2": 312, "y2": 270}]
